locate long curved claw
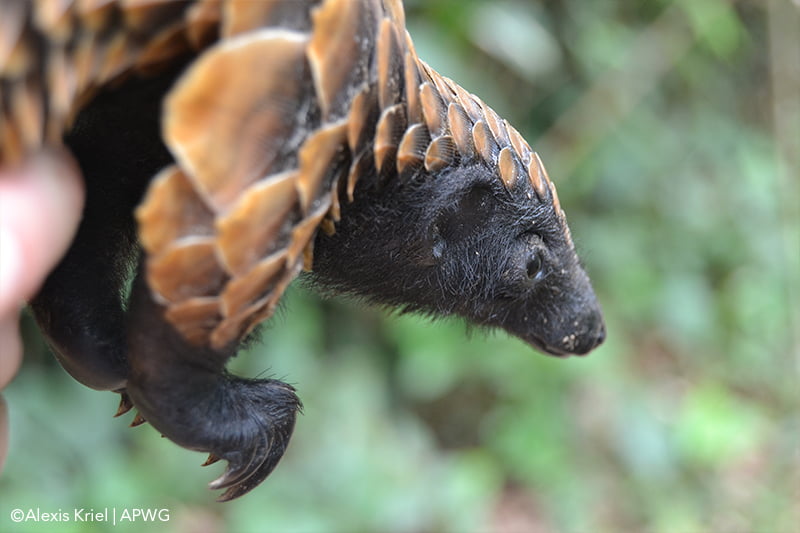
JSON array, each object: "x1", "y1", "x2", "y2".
[
  {"x1": 130, "y1": 412, "x2": 147, "y2": 427},
  {"x1": 202, "y1": 453, "x2": 221, "y2": 467},
  {"x1": 209, "y1": 438, "x2": 267, "y2": 490},
  {"x1": 114, "y1": 392, "x2": 133, "y2": 417},
  {"x1": 215, "y1": 440, "x2": 279, "y2": 501},
  {"x1": 126, "y1": 371, "x2": 302, "y2": 501},
  {"x1": 209, "y1": 417, "x2": 297, "y2": 502},
  {"x1": 208, "y1": 381, "x2": 301, "y2": 501}
]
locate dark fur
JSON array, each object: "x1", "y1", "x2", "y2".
[
  {"x1": 30, "y1": 68, "x2": 181, "y2": 390},
  {"x1": 312, "y1": 162, "x2": 605, "y2": 356},
  {"x1": 30, "y1": 67, "x2": 603, "y2": 501}
]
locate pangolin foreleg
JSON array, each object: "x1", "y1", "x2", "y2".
[{"x1": 124, "y1": 264, "x2": 302, "y2": 502}]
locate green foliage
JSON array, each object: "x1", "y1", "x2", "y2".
[{"x1": 3, "y1": 1, "x2": 797, "y2": 532}]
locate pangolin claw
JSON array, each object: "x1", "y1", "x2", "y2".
[
  {"x1": 126, "y1": 369, "x2": 301, "y2": 501},
  {"x1": 208, "y1": 431, "x2": 271, "y2": 492},
  {"x1": 130, "y1": 412, "x2": 147, "y2": 427},
  {"x1": 212, "y1": 435, "x2": 280, "y2": 502},
  {"x1": 114, "y1": 392, "x2": 133, "y2": 417},
  {"x1": 202, "y1": 453, "x2": 221, "y2": 467},
  {"x1": 207, "y1": 383, "x2": 300, "y2": 501}
]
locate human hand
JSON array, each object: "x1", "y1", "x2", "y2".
[{"x1": 0, "y1": 150, "x2": 84, "y2": 472}]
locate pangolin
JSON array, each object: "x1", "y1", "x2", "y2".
[{"x1": 0, "y1": 0, "x2": 606, "y2": 500}]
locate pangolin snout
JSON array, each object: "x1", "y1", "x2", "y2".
[
  {"x1": 567, "y1": 310, "x2": 606, "y2": 355},
  {"x1": 521, "y1": 303, "x2": 605, "y2": 357}
]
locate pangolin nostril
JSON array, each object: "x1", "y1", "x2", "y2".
[
  {"x1": 582, "y1": 311, "x2": 606, "y2": 346},
  {"x1": 595, "y1": 323, "x2": 607, "y2": 346},
  {"x1": 568, "y1": 315, "x2": 606, "y2": 354}
]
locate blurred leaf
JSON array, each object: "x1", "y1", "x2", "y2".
[
  {"x1": 675, "y1": 383, "x2": 767, "y2": 467},
  {"x1": 679, "y1": 0, "x2": 745, "y2": 59},
  {"x1": 468, "y1": 2, "x2": 561, "y2": 82}
]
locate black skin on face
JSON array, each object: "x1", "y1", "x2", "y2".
[{"x1": 311, "y1": 162, "x2": 606, "y2": 356}]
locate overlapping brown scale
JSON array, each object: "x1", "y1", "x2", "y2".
[
  {"x1": 454, "y1": 85, "x2": 483, "y2": 122},
  {"x1": 210, "y1": 305, "x2": 256, "y2": 350},
  {"x1": 346, "y1": 149, "x2": 374, "y2": 201},
  {"x1": 223, "y1": 0, "x2": 314, "y2": 37},
  {"x1": 2, "y1": 0, "x2": 200, "y2": 166},
  {"x1": 135, "y1": 21, "x2": 191, "y2": 74},
  {"x1": 1, "y1": 26, "x2": 34, "y2": 79},
  {"x1": 73, "y1": 33, "x2": 103, "y2": 95},
  {"x1": 213, "y1": 303, "x2": 264, "y2": 347},
  {"x1": 9, "y1": 78, "x2": 43, "y2": 150},
  {"x1": 377, "y1": 17, "x2": 404, "y2": 110},
  {"x1": 184, "y1": 0, "x2": 220, "y2": 49},
  {"x1": 416, "y1": 59, "x2": 436, "y2": 86},
  {"x1": 527, "y1": 152, "x2": 549, "y2": 199},
  {"x1": 506, "y1": 121, "x2": 532, "y2": 165},
  {"x1": 437, "y1": 74, "x2": 455, "y2": 92},
  {"x1": 120, "y1": 0, "x2": 187, "y2": 36},
  {"x1": 212, "y1": 264, "x2": 296, "y2": 349},
  {"x1": 75, "y1": 0, "x2": 118, "y2": 33},
  {"x1": 0, "y1": 1, "x2": 29, "y2": 74},
  {"x1": 382, "y1": 0, "x2": 406, "y2": 28},
  {"x1": 397, "y1": 123, "x2": 430, "y2": 174},
  {"x1": 136, "y1": 165, "x2": 215, "y2": 256},
  {"x1": 472, "y1": 120, "x2": 498, "y2": 163},
  {"x1": 0, "y1": 116, "x2": 23, "y2": 165},
  {"x1": 148, "y1": 238, "x2": 228, "y2": 303},
  {"x1": 223, "y1": 0, "x2": 279, "y2": 37},
  {"x1": 307, "y1": 0, "x2": 379, "y2": 121},
  {"x1": 220, "y1": 251, "x2": 287, "y2": 319},
  {"x1": 164, "y1": 297, "x2": 221, "y2": 347},
  {"x1": 446, "y1": 102, "x2": 474, "y2": 158},
  {"x1": 543, "y1": 170, "x2": 571, "y2": 245},
  {"x1": 374, "y1": 103, "x2": 407, "y2": 173},
  {"x1": 498, "y1": 146, "x2": 523, "y2": 190},
  {"x1": 327, "y1": 178, "x2": 342, "y2": 223},
  {"x1": 425, "y1": 135, "x2": 456, "y2": 172},
  {"x1": 97, "y1": 32, "x2": 138, "y2": 83},
  {"x1": 296, "y1": 121, "x2": 348, "y2": 214},
  {"x1": 215, "y1": 170, "x2": 298, "y2": 276},
  {"x1": 420, "y1": 82, "x2": 446, "y2": 137},
  {"x1": 417, "y1": 65, "x2": 561, "y2": 214},
  {"x1": 480, "y1": 101, "x2": 510, "y2": 148},
  {"x1": 548, "y1": 178, "x2": 562, "y2": 214},
  {"x1": 287, "y1": 200, "x2": 331, "y2": 267},
  {"x1": 32, "y1": 0, "x2": 74, "y2": 43},
  {"x1": 403, "y1": 51, "x2": 422, "y2": 124},
  {"x1": 347, "y1": 84, "x2": 379, "y2": 154},
  {"x1": 560, "y1": 206, "x2": 573, "y2": 246},
  {"x1": 299, "y1": 238, "x2": 316, "y2": 271},
  {"x1": 319, "y1": 215, "x2": 336, "y2": 237},
  {"x1": 164, "y1": 31, "x2": 309, "y2": 211},
  {"x1": 430, "y1": 72, "x2": 457, "y2": 103}
]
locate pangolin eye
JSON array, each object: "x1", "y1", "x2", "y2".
[{"x1": 526, "y1": 250, "x2": 544, "y2": 281}]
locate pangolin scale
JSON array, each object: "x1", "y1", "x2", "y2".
[{"x1": 0, "y1": 0, "x2": 605, "y2": 501}]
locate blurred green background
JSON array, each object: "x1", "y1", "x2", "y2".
[{"x1": 2, "y1": 0, "x2": 798, "y2": 531}]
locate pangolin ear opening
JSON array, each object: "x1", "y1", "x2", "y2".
[
  {"x1": 419, "y1": 185, "x2": 496, "y2": 267},
  {"x1": 435, "y1": 185, "x2": 496, "y2": 243}
]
